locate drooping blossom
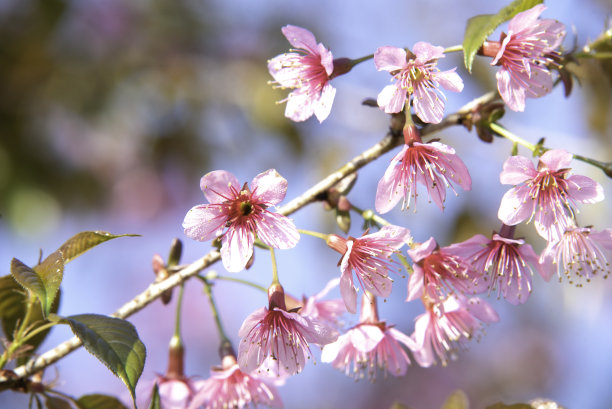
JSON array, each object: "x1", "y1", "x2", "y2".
[
  {"x1": 188, "y1": 355, "x2": 282, "y2": 409},
  {"x1": 183, "y1": 169, "x2": 299, "y2": 272},
  {"x1": 407, "y1": 237, "x2": 487, "y2": 302},
  {"x1": 326, "y1": 225, "x2": 412, "y2": 313},
  {"x1": 299, "y1": 278, "x2": 347, "y2": 327},
  {"x1": 238, "y1": 284, "x2": 338, "y2": 377},
  {"x1": 321, "y1": 294, "x2": 415, "y2": 380},
  {"x1": 411, "y1": 294, "x2": 499, "y2": 367},
  {"x1": 375, "y1": 126, "x2": 471, "y2": 213},
  {"x1": 448, "y1": 224, "x2": 545, "y2": 304},
  {"x1": 540, "y1": 226, "x2": 612, "y2": 285},
  {"x1": 483, "y1": 5, "x2": 565, "y2": 111},
  {"x1": 498, "y1": 149, "x2": 604, "y2": 242},
  {"x1": 374, "y1": 42, "x2": 463, "y2": 123},
  {"x1": 268, "y1": 25, "x2": 336, "y2": 122}
]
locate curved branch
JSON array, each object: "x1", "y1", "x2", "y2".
[{"x1": 5, "y1": 91, "x2": 499, "y2": 381}]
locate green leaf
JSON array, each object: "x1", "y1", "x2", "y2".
[
  {"x1": 148, "y1": 383, "x2": 161, "y2": 409},
  {"x1": 10, "y1": 252, "x2": 64, "y2": 317},
  {"x1": 60, "y1": 314, "x2": 146, "y2": 406},
  {"x1": 44, "y1": 396, "x2": 73, "y2": 409},
  {"x1": 58, "y1": 231, "x2": 140, "y2": 264},
  {"x1": 463, "y1": 0, "x2": 543, "y2": 72},
  {"x1": 441, "y1": 390, "x2": 469, "y2": 409},
  {"x1": 77, "y1": 394, "x2": 129, "y2": 409}
]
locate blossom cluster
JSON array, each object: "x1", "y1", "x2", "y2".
[{"x1": 165, "y1": 5, "x2": 612, "y2": 409}]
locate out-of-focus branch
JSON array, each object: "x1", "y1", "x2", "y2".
[{"x1": 5, "y1": 91, "x2": 499, "y2": 382}]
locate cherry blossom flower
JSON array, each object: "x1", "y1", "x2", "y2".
[
  {"x1": 448, "y1": 224, "x2": 545, "y2": 304},
  {"x1": 326, "y1": 225, "x2": 412, "y2": 313},
  {"x1": 183, "y1": 169, "x2": 299, "y2": 272},
  {"x1": 374, "y1": 42, "x2": 463, "y2": 123},
  {"x1": 238, "y1": 284, "x2": 338, "y2": 377},
  {"x1": 498, "y1": 149, "x2": 604, "y2": 241},
  {"x1": 375, "y1": 127, "x2": 471, "y2": 213},
  {"x1": 407, "y1": 237, "x2": 487, "y2": 302},
  {"x1": 411, "y1": 295, "x2": 499, "y2": 367},
  {"x1": 540, "y1": 226, "x2": 612, "y2": 285},
  {"x1": 188, "y1": 355, "x2": 282, "y2": 409},
  {"x1": 268, "y1": 25, "x2": 336, "y2": 122},
  {"x1": 321, "y1": 294, "x2": 415, "y2": 379},
  {"x1": 299, "y1": 278, "x2": 347, "y2": 327},
  {"x1": 484, "y1": 5, "x2": 565, "y2": 111}
]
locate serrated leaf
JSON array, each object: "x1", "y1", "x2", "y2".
[
  {"x1": 58, "y1": 231, "x2": 140, "y2": 264},
  {"x1": 486, "y1": 404, "x2": 532, "y2": 409},
  {"x1": 148, "y1": 383, "x2": 161, "y2": 409},
  {"x1": 441, "y1": 390, "x2": 469, "y2": 409},
  {"x1": 77, "y1": 394, "x2": 129, "y2": 409},
  {"x1": 45, "y1": 396, "x2": 73, "y2": 409},
  {"x1": 463, "y1": 0, "x2": 543, "y2": 72},
  {"x1": 10, "y1": 252, "x2": 64, "y2": 317},
  {"x1": 60, "y1": 314, "x2": 146, "y2": 406}
]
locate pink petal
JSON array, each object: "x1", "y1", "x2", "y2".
[
  {"x1": 497, "y1": 67, "x2": 526, "y2": 112},
  {"x1": 497, "y1": 185, "x2": 533, "y2": 225},
  {"x1": 251, "y1": 169, "x2": 288, "y2": 206},
  {"x1": 590, "y1": 229, "x2": 612, "y2": 249},
  {"x1": 255, "y1": 212, "x2": 299, "y2": 249},
  {"x1": 500, "y1": 155, "x2": 537, "y2": 185},
  {"x1": 465, "y1": 297, "x2": 499, "y2": 323},
  {"x1": 537, "y1": 244, "x2": 557, "y2": 282},
  {"x1": 374, "y1": 46, "x2": 407, "y2": 72},
  {"x1": 284, "y1": 90, "x2": 316, "y2": 122},
  {"x1": 406, "y1": 265, "x2": 425, "y2": 302},
  {"x1": 182, "y1": 205, "x2": 226, "y2": 241},
  {"x1": 387, "y1": 327, "x2": 417, "y2": 350},
  {"x1": 238, "y1": 307, "x2": 268, "y2": 337},
  {"x1": 411, "y1": 313, "x2": 434, "y2": 367},
  {"x1": 407, "y1": 237, "x2": 437, "y2": 263},
  {"x1": 427, "y1": 142, "x2": 472, "y2": 191},
  {"x1": 339, "y1": 259, "x2": 357, "y2": 314},
  {"x1": 313, "y1": 83, "x2": 336, "y2": 122},
  {"x1": 566, "y1": 175, "x2": 604, "y2": 203},
  {"x1": 412, "y1": 41, "x2": 445, "y2": 63},
  {"x1": 435, "y1": 69, "x2": 464, "y2": 93},
  {"x1": 508, "y1": 4, "x2": 547, "y2": 33},
  {"x1": 377, "y1": 84, "x2": 407, "y2": 114},
  {"x1": 200, "y1": 170, "x2": 240, "y2": 204},
  {"x1": 221, "y1": 226, "x2": 255, "y2": 272},
  {"x1": 317, "y1": 43, "x2": 334, "y2": 76},
  {"x1": 375, "y1": 146, "x2": 407, "y2": 214},
  {"x1": 519, "y1": 242, "x2": 548, "y2": 281},
  {"x1": 413, "y1": 86, "x2": 445, "y2": 124},
  {"x1": 539, "y1": 149, "x2": 573, "y2": 170},
  {"x1": 445, "y1": 234, "x2": 490, "y2": 260},
  {"x1": 281, "y1": 25, "x2": 318, "y2": 54},
  {"x1": 351, "y1": 325, "x2": 385, "y2": 352}
]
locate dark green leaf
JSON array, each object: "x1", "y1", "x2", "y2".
[
  {"x1": 148, "y1": 383, "x2": 161, "y2": 409},
  {"x1": 77, "y1": 394, "x2": 129, "y2": 409},
  {"x1": 463, "y1": 0, "x2": 543, "y2": 72},
  {"x1": 45, "y1": 396, "x2": 74, "y2": 409},
  {"x1": 441, "y1": 390, "x2": 469, "y2": 409},
  {"x1": 486, "y1": 404, "x2": 532, "y2": 409},
  {"x1": 58, "y1": 231, "x2": 140, "y2": 264},
  {"x1": 60, "y1": 314, "x2": 146, "y2": 406}
]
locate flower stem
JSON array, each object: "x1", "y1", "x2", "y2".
[
  {"x1": 202, "y1": 279, "x2": 230, "y2": 344},
  {"x1": 270, "y1": 247, "x2": 280, "y2": 285},
  {"x1": 350, "y1": 204, "x2": 389, "y2": 227},
  {"x1": 173, "y1": 284, "x2": 185, "y2": 340},
  {"x1": 350, "y1": 53, "x2": 374, "y2": 67},
  {"x1": 210, "y1": 275, "x2": 267, "y2": 293},
  {"x1": 298, "y1": 229, "x2": 329, "y2": 241},
  {"x1": 444, "y1": 44, "x2": 463, "y2": 53},
  {"x1": 489, "y1": 122, "x2": 537, "y2": 152}
]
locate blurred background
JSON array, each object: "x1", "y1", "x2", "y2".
[{"x1": 1, "y1": 0, "x2": 612, "y2": 408}]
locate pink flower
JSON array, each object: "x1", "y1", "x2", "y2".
[
  {"x1": 183, "y1": 169, "x2": 299, "y2": 272},
  {"x1": 321, "y1": 294, "x2": 415, "y2": 379},
  {"x1": 375, "y1": 138, "x2": 471, "y2": 214},
  {"x1": 406, "y1": 237, "x2": 487, "y2": 302},
  {"x1": 411, "y1": 295, "x2": 499, "y2": 367},
  {"x1": 327, "y1": 225, "x2": 412, "y2": 313},
  {"x1": 188, "y1": 355, "x2": 282, "y2": 409},
  {"x1": 374, "y1": 42, "x2": 463, "y2": 123},
  {"x1": 238, "y1": 284, "x2": 338, "y2": 376},
  {"x1": 448, "y1": 224, "x2": 545, "y2": 304},
  {"x1": 486, "y1": 5, "x2": 565, "y2": 111},
  {"x1": 134, "y1": 376, "x2": 201, "y2": 409},
  {"x1": 268, "y1": 25, "x2": 336, "y2": 122},
  {"x1": 300, "y1": 278, "x2": 347, "y2": 327},
  {"x1": 498, "y1": 149, "x2": 604, "y2": 241},
  {"x1": 540, "y1": 226, "x2": 612, "y2": 285}
]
